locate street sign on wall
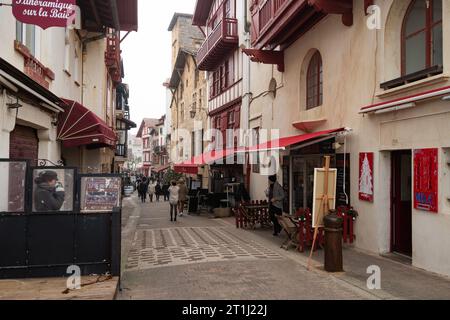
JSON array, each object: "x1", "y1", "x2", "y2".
[
  {"x1": 414, "y1": 148, "x2": 438, "y2": 213},
  {"x1": 12, "y1": 0, "x2": 76, "y2": 30}
]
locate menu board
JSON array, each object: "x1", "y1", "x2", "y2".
[
  {"x1": 81, "y1": 177, "x2": 121, "y2": 212},
  {"x1": 336, "y1": 154, "x2": 351, "y2": 207}
]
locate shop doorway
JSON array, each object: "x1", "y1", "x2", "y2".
[
  {"x1": 292, "y1": 155, "x2": 333, "y2": 210},
  {"x1": 391, "y1": 150, "x2": 412, "y2": 257}
]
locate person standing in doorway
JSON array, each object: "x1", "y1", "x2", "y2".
[
  {"x1": 168, "y1": 180, "x2": 179, "y2": 222},
  {"x1": 265, "y1": 175, "x2": 285, "y2": 236},
  {"x1": 177, "y1": 178, "x2": 188, "y2": 217}
]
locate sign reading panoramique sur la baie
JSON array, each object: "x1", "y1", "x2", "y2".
[{"x1": 12, "y1": 0, "x2": 76, "y2": 30}]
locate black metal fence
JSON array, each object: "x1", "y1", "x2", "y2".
[{"x1": 0, "y1": 160, "x2": 121, "y2": 279}]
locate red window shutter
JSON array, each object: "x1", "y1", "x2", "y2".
[
  {"x1": 414, "y1": 148, "x2": 438, "y2": 213},
  {"x1": 234, "y1": 105, "x2": 240, "y2": 128}
]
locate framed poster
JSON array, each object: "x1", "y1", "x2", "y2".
[
  {"x1": 414, "y1": 149, "x2": 438, "y2": 213},
  {"x1": 80, "y1": 176, "x2": 122, "y2": 213},
  {"x1": 312, "y1": 168, "x2": 337, "y2": 228},
  {"x1": 359, "y1": 153, "x2": 374, "y2": 202}
]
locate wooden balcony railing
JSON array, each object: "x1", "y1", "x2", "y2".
[
  {"x1": 250, "y1": 0, "x2": 353, "y2": 49},
  {"x1": 105, "y1": 34, "x2": 122, "y2": 85},
  {"x1": 196, "y1": 17, "x2": 238, "y2": 71}
]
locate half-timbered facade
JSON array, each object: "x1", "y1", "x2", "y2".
[{"x1": 193, "y1": 0, "x2": 246, "y2": 191}]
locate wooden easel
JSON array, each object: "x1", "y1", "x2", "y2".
[{"x1": 307, "y1": 156, "x2": 334, "y2": 271}]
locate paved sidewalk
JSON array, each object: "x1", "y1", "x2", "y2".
[
  {"x1": 221, "y1": 217, "x2": 450, "y2": 300},
  {"x1": 118, "y1": 196, "x2": 374, "y2": 300},
  {"x1": 119, "y1": 195, "x2": 450, "y2": 300}
]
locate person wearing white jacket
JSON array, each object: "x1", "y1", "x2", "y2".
[
  {"x1": 168, "y1": 180, "x2": 179, "y2": 222},
  {"x1": 148, "y1": 179, "x2": 157, "y2": 202}
]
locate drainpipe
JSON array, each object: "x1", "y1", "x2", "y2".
[{"x1": 242, "y1": 0, "x2": 252, "y2": 190}]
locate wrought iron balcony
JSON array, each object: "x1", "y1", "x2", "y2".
[{"x1": 196, "y1": 17, "x2": 238, "y2": 71}]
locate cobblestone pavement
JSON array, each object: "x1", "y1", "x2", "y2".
[{"x1": 117, "y1": 195, "x2": 375, "y2": 300}]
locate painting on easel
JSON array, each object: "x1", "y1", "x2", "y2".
[{"x1": 312, "y1": 168, "x2": 337, "y2": 228}]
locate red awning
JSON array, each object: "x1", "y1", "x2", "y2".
[
  {"x1": 58, "y1": 99, "x2": 117, "y2": 148},
  {"x1": 246, "y1": 128, "x2": 349, "y2": 152},
  {"x1": 174, "y1": 147, "x2": 244, "y2": 174},
  {"x1": 152, "y1": 165, "x2": 170, "y2": 173}
]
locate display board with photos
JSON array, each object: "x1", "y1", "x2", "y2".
[{"x1": 80, "y1": 176, "x2": 122, "y2": 213}]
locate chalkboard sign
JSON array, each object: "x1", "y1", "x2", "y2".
[
  {"x1": 80, "y1": 176, "x2": 122, "y2": 213},
  {"x1": 282, "y1": 156, "x2": 290, "y2": 213},
  {"x1": 336, "y1": 154, "x2": 350, "y2": 206}
]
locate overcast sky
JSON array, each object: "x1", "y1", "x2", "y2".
[{"x1": 121, "y1": 0, "x2": 196, "y2": 135}]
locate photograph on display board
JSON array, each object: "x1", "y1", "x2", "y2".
[
  {"x1": 32, "y1": 169, "x2": 75, "y2": 212},
  {"x1": 359, "y1": 153, "x2": 374, "y2": 202},
  {"x1": 80, "y1": 177, "x2": 122, "y2": 213},
  {"x1": 312, "y1": 168, "x2": 337, "y2": 228}
]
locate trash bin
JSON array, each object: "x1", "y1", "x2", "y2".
[{"x1": 324, "y1": 212, "x2": 344, "y2": 272}]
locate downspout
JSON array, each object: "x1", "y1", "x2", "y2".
[{"x1": 243, "y1": 0, "x2": 252, "y2": 190}]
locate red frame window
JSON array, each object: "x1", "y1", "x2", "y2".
[
  {"x1": 306, "y1": 51, "x2": 323, "y2": 110},
  {"x1": 402, "y1": 0, "x2": 442, "y2": 75}
]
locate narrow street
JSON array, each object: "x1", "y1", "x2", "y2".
[{"x1": 117, "y1": 195, "x2": 375, "y2": 300}]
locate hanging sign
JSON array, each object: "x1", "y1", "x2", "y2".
[
  {"x1": 414, "y1": 148, "x2": 438, "y2": 213},
  {"x1": 359, "y1": 152, "x2": 374, "y2": 202},
  {"x1": 12, "y1": 0, "x2": 77, "y2": 30}
]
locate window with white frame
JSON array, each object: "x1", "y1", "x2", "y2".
[{"x1": 16, "y1": 22, "x2": 36, "y2": 56}]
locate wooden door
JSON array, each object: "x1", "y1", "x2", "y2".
[{"x1": 391, "y1": 150, "x2": 413, "y2": 256}]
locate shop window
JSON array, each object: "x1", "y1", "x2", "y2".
[
  {"x1": 402, "y1": 0, "x2": 442, "y2": 75},
  {"x1": 306, "y1": 51, "x2": 323, "y2": 110},
  {"x1": 32, "y1": 168, "x2": 75, "y2": 212}
]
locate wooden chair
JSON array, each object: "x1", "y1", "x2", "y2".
[{"x1": 277, "y1": 214, "x2": 299, "y2": 251}]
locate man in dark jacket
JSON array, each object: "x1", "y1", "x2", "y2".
[
  {"x1": 34, "y1": 171, "x2": 65, "y2": 212},
  {"x1": 265, "y1": 175, "x2": 285, "y2": 236},
  {"x1": 138, "y1": 177, "x2": 148, "y2": 203}
]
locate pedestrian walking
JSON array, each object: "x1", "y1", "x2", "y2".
[
  {"x1": 168, "y1": 180, "x2": 179, "y2": 222},
  {"x1": 162, "y1": 182, "x2": 170, "y2": 201},
  {"x1": 177, "y1": 178, "x2": 188, "y2": 217},
  {"x1": 155, "y1": 181, "x2": 162, "y2": 202},
  {"x1": 148, "y1": 179, "x2": 156, "y2": 202},
  {"x1": 265, "y1": 175, "x2": 285, "y2": 236},
  {"x1": 138, "y1": 177, "x2": 148, "y2": 203}
]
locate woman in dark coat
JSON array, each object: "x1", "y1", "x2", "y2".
[
  {"x1": 138, "y1": 177, "x2": 148, "y2": 203},
  {"x1": 34, "y1": 171, "x2": 65, "y2": 212},
  {"x1": 155, "y1": 181, "x2": 162, "y2": 202}
]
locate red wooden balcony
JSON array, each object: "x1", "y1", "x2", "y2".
[
  {"x1": 250, "y1": 0, "x2": 353, "y2": 50},
  {"x1": 105, "y1": 34, "x2": 122, "y2": 85},
  {"x1": 197, "y1": 17, "x2": 238, "y2": 71}
]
